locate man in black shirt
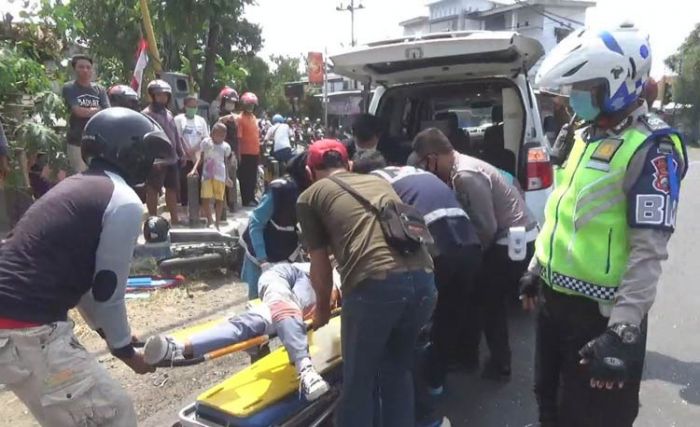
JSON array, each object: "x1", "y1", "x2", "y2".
[
  {"x1": 0, "y1": 108, "x2": 171, "y2": 427},
  {"x1": 61, "y1": 54, "x2": 110, "y2": 173}
]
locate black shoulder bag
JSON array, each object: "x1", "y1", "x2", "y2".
[{"x1": 328, "y1": 175, "x2": 434, "y2": 255}]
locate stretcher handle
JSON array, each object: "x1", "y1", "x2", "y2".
[{"x1": 154, "y1": 307, "x2": 341, "y2": 368}]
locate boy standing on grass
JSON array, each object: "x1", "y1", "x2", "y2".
[{"x1": 190, "y1": 123, "x2": 232, "y2": 229}]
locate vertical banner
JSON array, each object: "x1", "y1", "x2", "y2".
[
  {"x1": 131, "y1": 38, "x2": 149, "y2": 94},
  {"x1": 307, "y1": 51, "x2": 324, "y2": 85}
]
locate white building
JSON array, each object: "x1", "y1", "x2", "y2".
[
  {"x1": 398, "y1": 16, "x2": 430, "y2": 37},
  {"x1": 401, "y1": 0, "x2": 595, "y2": 55}
]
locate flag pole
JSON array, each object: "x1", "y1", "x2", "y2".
[{"x1": 139, "y1": 0, "x2": 162, "y2": 73}]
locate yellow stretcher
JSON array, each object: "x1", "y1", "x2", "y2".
[{"x1": 172, "y1": 302, "x2": 343, "y2": 427}]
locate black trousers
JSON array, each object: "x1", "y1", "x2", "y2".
[
  {"x1": 535, "y1": 285, "x2": 646, "y2": 427},
  {"x1": 425, "y1": 245, "x2": 482, "y2": 387},
  {"x1": 238, "y1": 154, "x2": 259, "y2": 205},
  {"x1": 179, "y1": 160, "x2": 195, "y2": 205},
  {"x1": 465, "y1": 241, "x2": 534, "y2": 368}
]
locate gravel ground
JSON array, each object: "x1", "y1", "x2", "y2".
[{"x1": 1, "y1": 272, "x2": 252, "y2": 426}]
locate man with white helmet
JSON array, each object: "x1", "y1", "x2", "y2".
[{"x1": 519, "y1": 23, "x2": 687, "y2": 426}]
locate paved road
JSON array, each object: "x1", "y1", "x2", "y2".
[{"x1": 145, "y1": 148, "x2": 700, "y2": 426}]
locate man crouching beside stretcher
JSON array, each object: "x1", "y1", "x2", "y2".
[{"x1": 143, "y1": 262, "x2": 338, "y2": 401}]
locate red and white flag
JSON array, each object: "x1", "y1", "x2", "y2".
[{"x1": 131, "y1": 38, "x2": 149, "y2": 94}]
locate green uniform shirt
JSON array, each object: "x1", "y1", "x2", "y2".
[{"x1": 535, "y1": 115, "x2": 685, "y2": 303}]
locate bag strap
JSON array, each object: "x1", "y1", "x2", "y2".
[{"x1": 327, "y1": 175, "x2": 381, "y2": 216}]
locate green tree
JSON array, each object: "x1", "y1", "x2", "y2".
[
  {"x1": 240, "y1": 55, "x2": 271, "y2": 105},
  {"x1": 264, "y1": 55, "x2": 302, "y2": 116},
  {"x1": 0, "y1": 1, "x2": 74, "y2": 95},
  {"x1": 67, "y1": 0, "x2": 142, "y2": 83},
  {"x1": 0, "y1": 42, "x2": 52, "y2": 100},
  {"x1": 151, "y1": 0, "x2": 262, "y2": 100},
  {"x1": 61, "y1": 0, "x2": 262, "y2": 100},
  {"x1": 665, "y1": 23, "x2": 700, "y2": 142}
]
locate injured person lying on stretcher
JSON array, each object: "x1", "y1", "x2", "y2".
[{"x1": 143, "y1": 262, "x2": 340, "y2": 401}]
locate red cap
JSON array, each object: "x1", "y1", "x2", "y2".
[{"x1": 307, "y1": 139, "x2": 349, "y2": 170}]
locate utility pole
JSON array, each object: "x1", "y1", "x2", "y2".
[
  {"x1": 138, "y1": 0, "x2": 162, "y2": 72},
  {"x1": 336, "y1": 0, "x2": 365, "y2": 47}
]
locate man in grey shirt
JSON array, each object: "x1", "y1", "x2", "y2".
[
  {"x1": 62, "y1": 54, "x2": 110, "y2": 173},
  {"x1": 409, "y1": 128, "x2": 537, "y2": 381}
]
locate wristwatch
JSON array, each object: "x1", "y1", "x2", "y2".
[{"x1": 610, "y1": 323, "x2": 641, "y2": 344}]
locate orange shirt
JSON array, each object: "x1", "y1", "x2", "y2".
[{"x1": 236, "y1": 113, "x2": 260, "y2": 156}]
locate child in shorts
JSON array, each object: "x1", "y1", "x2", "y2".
[{"x1": 190, "y1": 123, "x2": 232, "y2": 229}]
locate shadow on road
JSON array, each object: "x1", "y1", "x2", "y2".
[
  {"x1": 644, "y1": 351, "x2": 700, "y2": 406},
  {"x1": 436, "y1": 308, "x2": 538, "y2": 427}
]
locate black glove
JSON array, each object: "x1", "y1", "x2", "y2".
[
  {"x1": 518, "y1": 271, "x2": 540, "y2": 299},
  {"x1": 578, "y1": 324, "x2": 643, "y2": 383}
]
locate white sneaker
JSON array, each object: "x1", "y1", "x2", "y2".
[
  {"x1": 299, "y1": 366, "x2": 330, "y2": 401},
  {"x1": 143, "y1": 335, "x2": 182, "y2": 365}
]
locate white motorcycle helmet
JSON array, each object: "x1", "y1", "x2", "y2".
[{"x1": 536, "y1": 22, "x2": 651, "y2": 120}]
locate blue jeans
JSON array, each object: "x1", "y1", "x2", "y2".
[
  {"x1": 273, "y1": 147, "x2": 293, "y2": 163},
  {"x1": 335, "y1": 269, "x2": 437, "y2": 427}
]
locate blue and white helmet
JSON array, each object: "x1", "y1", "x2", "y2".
[
  {"x1": 272, "y1": 114, "x2": 284, "y2": 124},
  {"x1": 536, "y1": 22, "x2": 651, "y2": 114}
]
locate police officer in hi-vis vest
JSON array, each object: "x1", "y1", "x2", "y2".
[{"x1": 519, "y1": 23, "x2": 687, "y2": 427}]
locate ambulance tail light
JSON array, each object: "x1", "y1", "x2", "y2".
[{"x1": 526, "y1": 146, "x2": 553, "y2": 190}]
